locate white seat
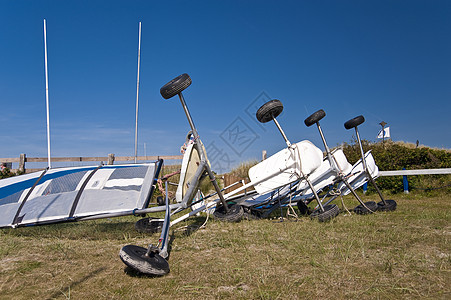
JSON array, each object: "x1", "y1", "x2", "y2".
[{"x1": 249, "y1": 140, "x2": 323, "y2": 195}]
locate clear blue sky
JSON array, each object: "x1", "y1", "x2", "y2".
[{"x1": 1, "y1": 0, "x2": 450, "y2": 172}]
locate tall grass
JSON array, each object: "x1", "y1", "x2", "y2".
[{"x1": 0, "y1": 193, "x2": 449, "y2": 299}]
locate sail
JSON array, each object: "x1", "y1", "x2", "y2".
[{"x1": 0, "y1": 161, "x2": 162, "y2": 228}]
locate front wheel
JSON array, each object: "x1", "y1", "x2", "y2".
[
  {"x1": 213, "y1": 204, "x2": 244, "y2": 222},
  {"x1": 310, "y1": 204, "x2": 340, "y2": 222},
  {"x1": 160, "y1": 73, "x2": 192, "y2": 99},
  {"x1": 353, "y1": 201, "x2": 377, "y2": 215},
  {"x1": 119, "y1": 245, "x2": 169, "y2": 276},
  {"x1": 377, "y1": 199, "x2": 397, "y2": 212},
  {"x1": 256, "y1": 99, "x2": 283, "y2": 123}
]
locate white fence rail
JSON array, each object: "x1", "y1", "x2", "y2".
[
  {"x1": 377, "y1": 168, "x2": 451, "y2": 193},
  {"x1": 379, "y1": 168, "x2": 451, "y2": 176}
]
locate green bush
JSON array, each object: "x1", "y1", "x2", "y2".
[
  {"x1": 341, "y1": 140, "x2": 451, "y2": 194},
  {"x1": 0, "y1": 168, "x2": 16, "y2": 179}
]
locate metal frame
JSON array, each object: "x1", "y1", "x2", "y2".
[
  {"x1": 309, "y1": 115, "x2": 371, "y2": 209},
  {"x1": 267, "y1": 114, "x2": 325, "y2": 212},
  {"x1": 352, "y1": 124, "x2": 387, "y2": 205}
]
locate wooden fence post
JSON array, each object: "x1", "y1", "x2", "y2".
[
  {"x1": 19, "y1": 154, "x2": 26, "y2": 173},
  {"x1": 108, "y1": 154, "x2": 115, "y2": 165}
]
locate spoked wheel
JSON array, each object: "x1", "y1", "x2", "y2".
[
  {"x1": 135, "y1": 218, "x2": 164, "y2": 234},
  {"x1": 304, "y1": 109, "x2": 326, "y2": 127},
  {"x1": 310, "y1": 204, "x2": 340, "y2": 222},
  {"x1": 160, "y1": 73, "x2": 192, "y2": 99},
  {"x1": 256, "y1": 99, "x2": 283, "y2": 123},
  {"x1": 297, "y1": 200, "x2": 312, "y2": 215},
  {"x1": 119, "y1": 245, "x2": 169, "y2": 276},
  {"x1": 377, "y1": 199, "x2": 397, "y2": 212},
  {"x1": 213, "y1": 204, "x2": 244, "y2": 222},
  {"x1": 353, "y1": 201, "x2": 377, "y2": 215}
]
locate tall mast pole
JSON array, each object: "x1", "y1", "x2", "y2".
[
  {"x1": 134, "y1": 22, "x2": 142, "y2": 163},
  {"x1": 44, "y1": 19, "x2": 51, "y2": 169}
]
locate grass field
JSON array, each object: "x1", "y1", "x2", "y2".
[{"x1": 0, "y1": 193, "x2": 449, "y2": 299}]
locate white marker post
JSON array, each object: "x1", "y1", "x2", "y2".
[
  {"x1": 134, "y1": 22, "x2": 142, "y2": 163},
  {"x1": 43, "y1": 19, "x2": 51, "y2": 169}
]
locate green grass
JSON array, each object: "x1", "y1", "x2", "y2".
[{"x1": 0, "y1": 193, "x2": 450, "y2": 299}]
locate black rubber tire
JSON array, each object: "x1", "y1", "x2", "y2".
[
  {"x1": 119, "y1": 245, "x2": 169, "y2": 276},
  {"x1": 304, "y1": 109, "x2": 326, "y2": 127},
  {"x1": 377, "y1": 199, "x2": 397, "y2": 212},
  {"x1": 353, "y1": 201, "x2": 377, "y2": 215},
  {"x1": 310, "y1": 204, "x2": 340, "y2": 222},
  {"x1": 213, "y1": 204, "x2": 244, "y2": 222},
  {"x1": 157, "y1": 196, "x2": 165, "y2": 206},
  {"x1": 297, "y1": 200, "x2": 311, "y2": 215},
  {"x1": 160, "y1": 73, "x2": 192, "y2": 99},
  {"x1": 344, "y1": 115, "x2": 365, "y2": 130},
  {"x1": 135, "y1": 218, "x2": 164, "y2": 234},
  {"x1": 256, "y1": 99, "x2": 283, "y2": 123}
]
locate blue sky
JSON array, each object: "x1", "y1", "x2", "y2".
[{"x1": 1, "y1": 0, "x2": 450, "y2": 172}]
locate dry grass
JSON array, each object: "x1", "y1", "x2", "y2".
[
  {"x1": 228, "y1": 160, "x2": 259, "y2": 179},
  {"x1": 394, "y1": 140, "x2": 451, "y2": 152},
  {"x1": 0, "y1": 193, "x2": 450, "y2": 299}
]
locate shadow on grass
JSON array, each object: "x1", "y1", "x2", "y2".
[
  {"x1": 46, "y1": 267, "x2": 107, "y2": 300},
  {"x1": 1, "y1": 219, "x2": 139, "y2": 240}
]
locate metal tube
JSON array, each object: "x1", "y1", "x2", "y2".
[
  {"x1": 355, "y1": 128, "x2": 387, "y2": 204},
  {"x1": 176, "y1": 92, "x2": 228, "y2": 212},
  {"x1": 178, "y1": 93, "x2": 199, "y2": 139},
  {"x1": 204, "y1": 163, "x2": 229, "y2": 212},
  {"x1": 354, "y1": 128, "x2": 368, "y2": 172},
  {"x1": 316, "y1": 122, "x2": 338, "y2": 171},
  {"x1": 43, "y1": 19, "x2": 51, "y2": 169},
  {"x1": 301, "y1": 169, "x2": 324, "y2": 212},
  {"x1": 179, "y1": 160, "x2": 208, "y2": 207},
  {"x1": 158, "y1": 180, "x2": 171, "y2": 258},
  {"x1": 272, "y1": 117, "x2": 291, "y2": 147},
  {"x1": 134, "y1": 22, "x2": 142, "y2": 164}
]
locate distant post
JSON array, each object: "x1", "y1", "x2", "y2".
[
  {"x1": 19, "y1": 154, "x2": 26, "y2": 173},
  {"x1": 379, "y1": 121, "x2": 387, "y2": 148},
  {"x1": 108, "y1": 154, "x2": 115, "y2": 165}
]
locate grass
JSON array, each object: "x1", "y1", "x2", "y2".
[{"x1": 0, "y1": 193, "x2": 450, "y2": 299}]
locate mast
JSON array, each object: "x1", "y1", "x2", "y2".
[
  {"x1": 43, "y1": 19, "x2": 51, "y2": 169},
  {"x1": 134, "y1": 22, "x2": 142, "y2": 163}
]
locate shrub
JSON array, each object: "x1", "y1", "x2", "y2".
[{"x1": 341, "y1": 140, "x2": 451, "y2": 194}]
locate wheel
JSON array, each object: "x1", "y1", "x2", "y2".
[
  {"x1": 297, "y1": 200, "x2": 311, "y2": 215},
  {"x1": 119, "y1": 245, "x2": 169, "y2": 276},
  {"x1": 160, "y1": 73, "x2": 192, "y2": 99},
  {"x1": 377, "y1": 199, "x2": 397, "y2": 212},
  {"x1": 157, "y1": 196, "x2": 165, "y2": 206},
  {"x1": 135, "y1": 218, "x2": 164, "y2": 233},
  {"x1": 256, "y1": 99, "x2": 283, "y2": 123},
  {"x1": 304, "y1": 109, "x2": 326, "y2": 127},
  {"x1": 310, "y1": 204, "x2": 340, "y2": 222},
  {"x1": 213, "y1": 204, "x2": 244, "y2": 222},
  {"x1": 242, "y1": 207, "x2": 261, "y2": 220},
  {"x1": 353, "y1": 201, "x2": 377, "y2": 215},
  {"x1": 344, "y1": 115, "x2": 365, "y2": 130}
]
